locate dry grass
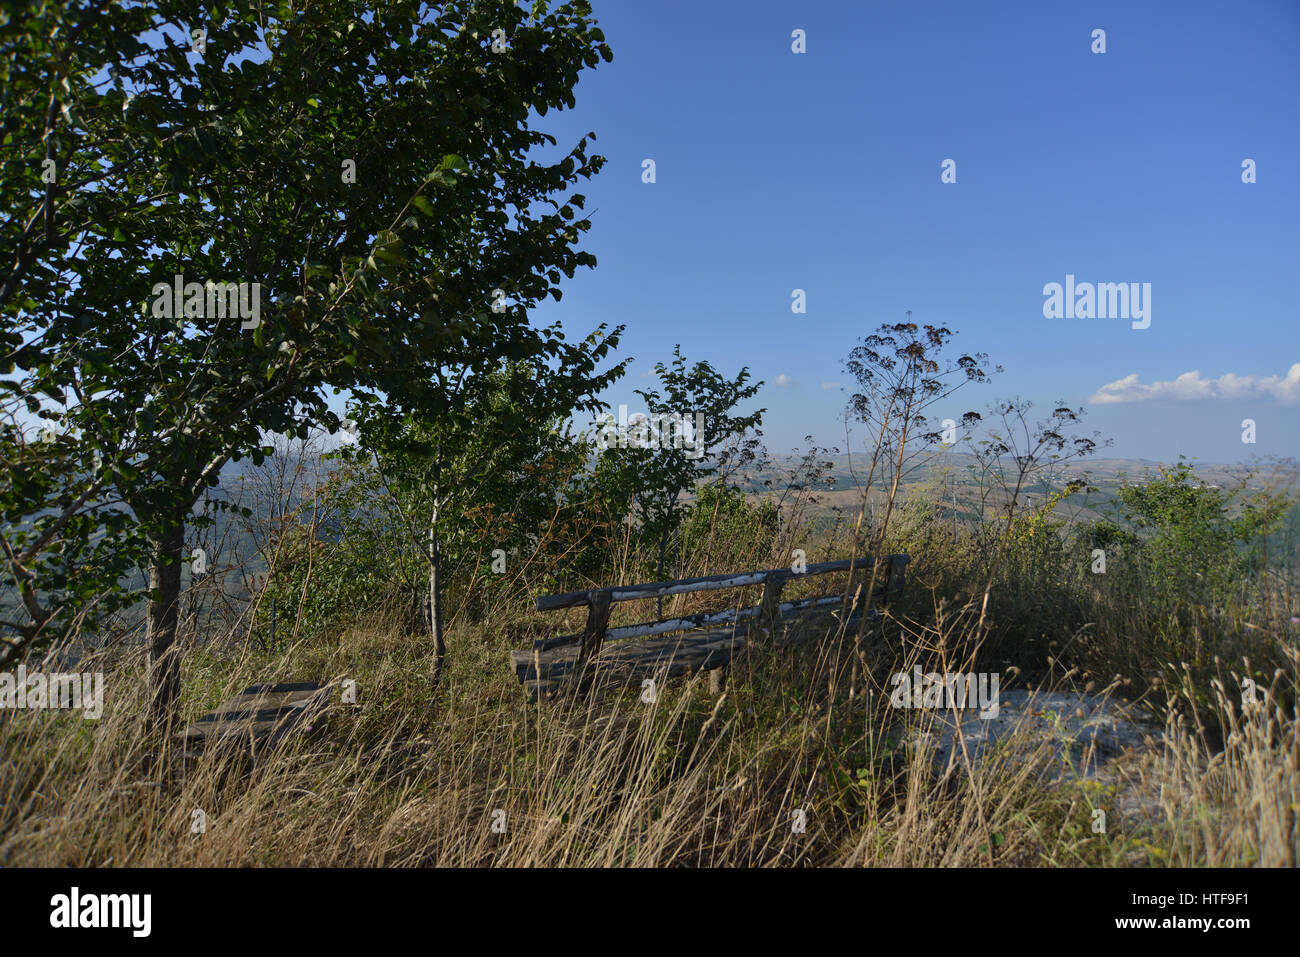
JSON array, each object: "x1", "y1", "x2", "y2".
[
  {"x1": 3, "y1": 579, "x2": 1295, "y2": 867},
  {"x1": 4, "y1": 456, "x2": 1297, "y2": 867}
]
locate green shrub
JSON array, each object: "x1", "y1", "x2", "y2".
[
  {"x1": 680, "y1": 481, "x2": 779, "y2": 572},
  {"x1": 1116, "y1": 460, "x2": 1288, "y2": 616}
]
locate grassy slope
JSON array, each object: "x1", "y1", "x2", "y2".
[{"x1": 3, "y1": 503, "x2": 1297, "y2": 866}]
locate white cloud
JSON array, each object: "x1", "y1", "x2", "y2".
[
  {"x1": 774, "y1": 374, "x2": 794, "y2": 387},
  {"x1": 1091, "y1": 363, "x2": 1300, "y2": 404},
  {"x1": 820, "y1": 381, "x2": 841, "y2": 390}
]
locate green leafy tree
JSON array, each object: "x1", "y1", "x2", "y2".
[
  {"x1": 341, "y1": 337, "x2": 625, "y2": 690},
  {"x1": 594, "y1": 345, "x2": 764, "y2": 592},
  {"x1": 0, "y1": 410, "x2": 146, "y2": 662},
  {"x1": 0, "y1": 0, "x2": 613, "y2": 721}
]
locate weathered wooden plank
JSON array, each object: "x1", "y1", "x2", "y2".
[
  {"x1": 182, "y1": 681, "x2": 329, "y2": 749},
  {"x1": 534, "y1": 593, "x2": 851, "y2": 652},
  {"x1": 512, "y1": 627, "x2": 745, "y2": 682},
  {"x1": 512, "y1": 600, "x2": 890, "y2": 683},
  {"x1": 535, "y1": 556, "x2": 901, "y2": 611},
  {"x1": 522, "y1": 649, "x2": 739, "y2": 699},
  {"x1": 537, "y1": 570, "x2": 767, "y2": 611}
]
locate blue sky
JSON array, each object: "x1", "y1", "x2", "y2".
[{"x1": 525, "y1": 0, "x2": 1300, "y2": 462}]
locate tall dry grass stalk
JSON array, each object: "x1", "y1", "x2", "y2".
[{"x1": 3, "y1": 584, "x2": 1295, "y2": 866}]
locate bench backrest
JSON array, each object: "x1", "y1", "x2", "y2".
[
  {"x1": 534, "y1": 554, "x2": 909, "y2": 667},
  {"x1": 536, "y1": 555, "x2": 908, "y2": 611}
]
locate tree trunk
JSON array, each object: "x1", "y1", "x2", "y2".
[
  {"x1": 428, "y1": 507, "x2": 446, "y2": 693},
  {"x1": 656, "y1": 523, "x2": 668, "y2": 618},
  {"x1": 655, "y1": 498, "x2": 677, "y2": 618},
  {"x1": 146, "y1": 510, "x2": 185, "y2": 731}
]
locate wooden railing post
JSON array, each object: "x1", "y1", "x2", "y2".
[
  {"x1": 574, "y1": 590, "x2": 612, "y2": 686},
  {"x1": 758, "y1": 572, "x2": 785, "y2": 642},
  {"x1": 882, "y1": 555, "x2": 908, "y2": 607}
]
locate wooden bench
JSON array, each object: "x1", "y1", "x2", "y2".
[
  {"x1": 510, "y1": 554, "x2": 908, "y2": 700},
  {"x1": 181, "y1": 681, "x2": 331, "y2": 753}
]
